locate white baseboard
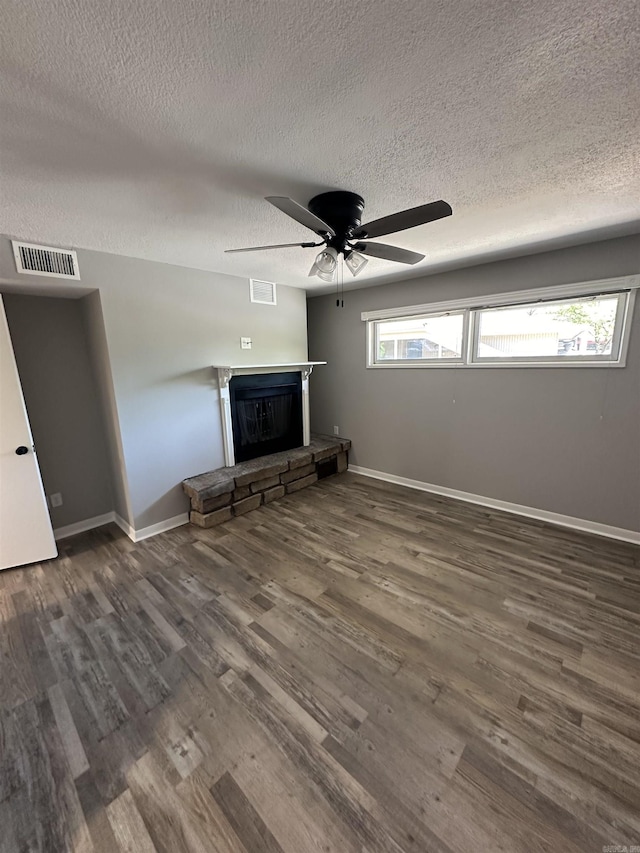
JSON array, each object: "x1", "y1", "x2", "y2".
[
  {"x1": 114, "y1": 512, "x2": 189, "y2": 543},
  {"x1": 54, "y1": 510, "x2": 189, "y2": 544},
  {"x1": 114, "y1": 512, "x2": 135, "y2": 540},
  {"x1": 132, "y1": 513, "x2": 190, "y2": 542},
  {"x1": 54, "y1": 512, "x2": 116, "y2": 541},
  {"x1": 348, "y1": 465, "x2": 640, "y2": 545}
]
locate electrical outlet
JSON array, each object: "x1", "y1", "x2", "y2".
[
  {"x1": 333, "y1": 425, "x2": 340, "y2": 435},
  {"x1": 241, "y1": 337, "x2": 252, "y2": 349},
  {"x1": 50, "y1": 492, "x2": 63, "y2": 508}
]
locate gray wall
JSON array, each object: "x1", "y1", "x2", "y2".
[
  {"x1": 1, "y1": 236, "x2": 308, "y2": 531},
  {"x1": 3, "y1": 294, "x2": 114, "y2": 529},
  {"x1": 89, "y1": 251, "x2": 308, "y2": 529},
  {"x1": 81, "y1": 290, "x2": 132, "y2": 523},
  {"x1": 307, "y1": 233, "x2": 640, "y2": 533}
]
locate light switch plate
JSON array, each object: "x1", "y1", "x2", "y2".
[{"x1": 241, "y1": 337, "x2": 252, "y2": 349}]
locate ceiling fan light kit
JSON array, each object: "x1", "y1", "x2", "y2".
[
  {"x1": 225, "y1": 190, "x2": 452, "y2": 282},
  {"x1": 345, "y1": 250, "x2": 368, "y2": 277},
  {"x1": 308, "y1": 247, "x2": 339, "y2": 282}
]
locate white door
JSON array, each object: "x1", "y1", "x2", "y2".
[{"x1": 0, "y1": 294, "x2": 57, "y2": 570}]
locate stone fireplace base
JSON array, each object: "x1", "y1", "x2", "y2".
[{"x1": 182, "y1": 435, "x2": 350, "y2": 528}]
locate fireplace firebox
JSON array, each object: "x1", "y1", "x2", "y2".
[{"x1": 229, "y1": 372, "x2": 303, "y2": 463}]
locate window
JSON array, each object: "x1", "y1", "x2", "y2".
[
  {"x1": 471, "y1": 294, "x2": 626, "y2": 364},
  {"x1": 375, "y1": 312, "x2": 466, "y2": 363},
  {"x1": 363, "y1": 276, "x2": 637, "y2": 369}
]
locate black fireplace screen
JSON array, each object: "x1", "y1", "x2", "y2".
[
  {"x1": 229, "y1": 372, "x2": 303, "y2": 463},
  {"x1": 236, "y1": 392, "x2": 292, "y2": 447}
]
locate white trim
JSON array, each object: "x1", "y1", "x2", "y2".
[
  {"x1": 53, "y1": 512, "x2": 115, "y2": 541},
  {"x1": 348, "y1": 465, "x2": 640, "y2": 545},
  {"x1": 360, "y1": 275, "x2": 640, "y2": 321},
  {"x1": 114, "y1": 512, "x2": 189, "y2": 543},
  {"x1": 213, "y1": 362, "x2": 326, "y2": 370},
  {"x1": 54, "y1": 510, "x2": 189, "y2": 543},
  {"x1": 468, "y1": 291, "x2": 631, "y2": 367},
  {"x1": 114, "y1": 513, "x2": 135, "y2": 539},
  {"x1": 372, "y1": 309, "x2": 467, "y2": 367},
  {"x1": 364, "y1": 359, "x2": 631, "y2": 370},
  {"x1": 131, "y1": 513, "x2": 189, "y2": 542},
  {"x1": 301, "y1": 372, "x2": 311, "y2": 445},
  {"x1": 613, "y1": 287, "x2": 635, "y2": 366},
  {"x1": 219, "y1": 379, "x2": 235, "y2": 466}
]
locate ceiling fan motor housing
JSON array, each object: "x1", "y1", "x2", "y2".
[{"x1": 308, "y1": 191, "x2": 365, "y2": 250}]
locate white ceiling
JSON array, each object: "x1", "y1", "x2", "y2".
[{"x1": 1, "y1": 0, "x2": 639, "y2": 293}]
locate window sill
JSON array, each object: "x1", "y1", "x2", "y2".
[{"x1": 367, "y1": 359, "x2": 627, "y2": 369}]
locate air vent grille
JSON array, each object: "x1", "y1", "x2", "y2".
[
  {"x1": 12, "y1": 241, "x2": 80, "y2": 280},
  {"x1": 250, "y1": 279, "x2": 276, "y2": 305}
]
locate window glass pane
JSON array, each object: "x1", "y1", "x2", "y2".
[
  {"x1": 376, "y1": 314, "x2": 465, "y2": 361},
  {"x1": 474, "y1": 295, "x2": 620, "y2": 360}
]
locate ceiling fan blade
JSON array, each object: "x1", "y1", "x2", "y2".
[
  {"x1": 266, "y1": 197, "x2": 336, "y2": 237},
  {"x1": 354, "y1": 242, "x2": 425, "y2": 265},
  {"x1": 354, "y1": 200, "x2": 452, "y2": 239},
  {"x1": 225, "y1": 241, "x2": 319, "y2": 253}
]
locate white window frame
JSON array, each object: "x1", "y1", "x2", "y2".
[
  {"x1": 373, "y1": 308, "x2": 468, "y2": 366},
  {"x1": 363, "y1": 275, "x2": 639, "y2": 369},
  {"x1": 469, "y1": 292, "x2": 628, "y2": 366}
]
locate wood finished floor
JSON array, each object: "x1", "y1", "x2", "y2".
[{"x1": 1, "y1": 472, "x2": 639, "y2": 853}]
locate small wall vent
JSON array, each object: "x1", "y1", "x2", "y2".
[
  {"x1": 12, "y1": 241, "x2": 80, "y2": 280},
  {"x1": 250, "y1": 279, "x2": 276, "y2": 305}
]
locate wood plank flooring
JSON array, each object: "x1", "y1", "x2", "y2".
[{"x1": 1, "y1": 472, "x2": 639, "y2": 852}]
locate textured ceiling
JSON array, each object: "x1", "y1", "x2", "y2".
[{"x1": 1, "y1": 0, "x2": 639, "y2": 292}]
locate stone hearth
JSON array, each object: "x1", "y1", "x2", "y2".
[{"x1": 182, "y1": 435, "x2": 350, "y2": 527}]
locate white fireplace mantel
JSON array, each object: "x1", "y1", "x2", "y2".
[{"x1": 213, "y1": 362, "x2": 326, "y2": 467}]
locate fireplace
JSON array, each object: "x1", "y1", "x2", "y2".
[
  {"x1": 214, "y1": 362, "x2": 326, "y2": 467},
  {"x1": 229, "y1": 372, "x2": 302, "y2": 463}
]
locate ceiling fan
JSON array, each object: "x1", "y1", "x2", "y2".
[{"x1": 225, "y1": 191, "x2": 452, "y2": 282}]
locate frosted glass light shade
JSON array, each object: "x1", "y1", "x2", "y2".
[
  {"x1": 308, "y1": 247, "x2": 338, "y2": 282},
  {"x1": 345, "y1": 251, "x2": 368, "y2": 276}
]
